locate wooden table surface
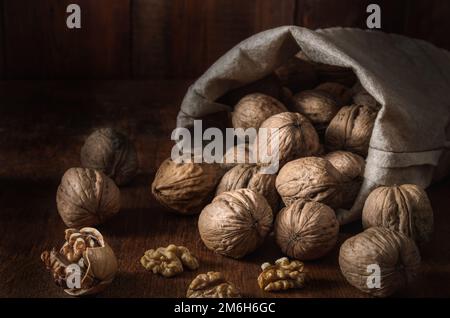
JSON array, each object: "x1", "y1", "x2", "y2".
[{"x1": 0, "y1": 80, "x2": 449, "y2": 298}]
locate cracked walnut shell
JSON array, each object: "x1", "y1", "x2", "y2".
[
  {"x1": 56, "y1": 167, "x2": 121, "y2": 227},
  {"x1": 198, "y1": 189, "x2": 273, "y2": 259},
  {"x1": 41, "y1": 227, "x2": 118, "y2": 296},
  {"x1": 140, "y1": 244, "x2": 199, "y2": 277},
  {"x1": 275, "y1": 200, "x2": 339, "y2": 260},
  {"x1": 151, "y1": 158, "x2": 225, "y2": 215},
  {"x1": 187, "y1": 272, "x2": 241, "y2": 298},
  {"x1": 339, "y1": 227, "x2": 421, "y2": 297},
  {"x1": 258, "y1": 257, "x2": 307, "y2": 292},
  {"x1": 362, "y1": 184, "x2": 434, "y2": 245},
  {"x1": 81, "y1": 128, "x2": 138, "y2": 185}
]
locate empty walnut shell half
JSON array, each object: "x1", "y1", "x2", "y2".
[
  {"x1": 339, "y1": 227, "x2": 421, "y2": 297},
  {"x1": 216, "y1": 164, "x2": 279, "y2": 212},
  {"x1": 291, "y1": 90, "x2": 340, "y2": 126},
  {"x1": 325, "y1": 104, "x2": 377, "y2": 156},
  {"x1": 57, "y1": 167, "x2": 121, "y2": 227},
  {"x1": 275, "y1": 200, "x2": 339, "y2": 260},
  {"x1": 232, "y1": 93, "x2": 287, "y2": 131},
  {"x1": 276, "y1": 157, "x2": 346, "y2": 209},
  {"x1": 198, "y1": 189, "x2": 273, "y2": 259},
  {"x1": 151, "y1": 158, "x2": 225, "y2": 215},
  {"x1": 187, "y1": 272, "x2": 241, "y2": 298},
  {"x1": 362, "y1": 184, "x2": 434, "y2": 245},
  {"x1": 316, "y1": 82, "x2": 352, "y2": 106},
  {"x1": 41, "y1": 227, "x2": 118, "y2": 296},
  {"x1": 253, "y1": 112, "x2": 320, "y2": 169},
  {"x1": 80, "y1": 128, "x2": 138, "y2": 185}
]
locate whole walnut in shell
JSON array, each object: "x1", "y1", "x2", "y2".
[
  {"x1": 352, "y1": 83, "x2": 379, "y2": 109},
  {"x1": 316, "y1": 82, "x2": 352, "y2": 106},
  {"x1": 198, "y1": 189, "x2": 273, "y2": 259},
  {"x1": 339, "y1": 227, "x2": 421, "y2": 297},
  {"x1": 253, "y1": 112, "x2": 320, "y2": 169},
  {"x1": 325, "y1": 104, "x2": 377, "y2": 156},
  {"x1": 275, "y1": 157, "x2": 346, "y2": 209},
  {"x1": 216, "y1": 164, "x2": 279, "y2": 212},
  {"x1": 152, "y1": 158, "x2": 224, "y2": 215},
  {"x1": 275, "y1": 200, "x2": 339, "y2": 260},
  {"x1": 292, "y1": 90, "x2": 340, "y2": 126},
  {"x1": 57, "y1": 168, "x2": 121, "y2": 227},
  {"x1": 232, "y1": 93, "x2": 287, "y2": 131},
  {"x1": 41, "y1": 227, "x2": 118, "y2": 296},
  {"x1": 221, "y1": 143, "x2": 253, "y2": 170},
  {"x1": 80, "y1": 128, "x2": 138, "y2": 185},
  {"x1": 274, "y1": 56, "x2": 319, "y2": 92},
  {"x1": 362, "y1": 184, "x2": 434, "y2": 245}
]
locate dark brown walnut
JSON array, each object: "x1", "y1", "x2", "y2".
[
  {"x1": 274, "y1": 55, "x2": 319, "y2": 92},
  {"x1": 56, "y1": 167, "x2": 121, "y2": 227},
  {"x1": 198, "y1": 189, "x2": 273, "y2": 259},
  {"x1": 41, "y1": 227, "x2": 118, "y2": 296},
  {"x1": 186, "y1": 272, "x2": 241, "y2": 298},
  {"x1": 325, "y1": 104, "x2": 378, "y2": 156},
  {"x1": 258, "y1": 257, "x2": 307, "y2": 292},
  {"x1": 275, "y1": 200, "x2": 339, "y2": 260},
  {"x1": 291, "y1": 90, "x2": 340, "y2": 126},
  {"x1": 80, "y1": 128, "x2": 138, "y2": 185},
  {"x1": 275, "y1": 157, "x2": 346, "y2": 209},
  {"x1": 316, "y1": 82, "x2": 352, "y2": 106},
  {"x1": 352, "y1": 83, "x2": 379, "y2": 109},
  {"x1": 232, "y1": 93, "x2": 287, "y2": 131},
  {"x1": 253, "y1": 112, "x2": 320, "y2": 169},
  {"x1": 339, "y1": 227, "x2": 421, "y2": 297},
  {"x1": 362, "y1": 184, "x2": 434, "y2": 245},
  {"x1": 216, "y1": 164, "x2": 279, "y2": 212},
  {"x1": 151, "y1": 158, "x2": 225, "y2": 215}
]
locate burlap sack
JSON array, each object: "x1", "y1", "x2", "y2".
[{"x1": 176, "y1": 26, "x2": 450, "y2": 224}]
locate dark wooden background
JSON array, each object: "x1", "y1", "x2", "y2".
[{"x1": 0, "y1": 0, "x2": 449, "y2": 80}]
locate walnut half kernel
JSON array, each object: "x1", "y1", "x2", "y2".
[
  {"x1": 140, "y1": 244, "x2": 199, "y2": 278},
  {"x1": 187, "y1": 272, "x2": 241, "y2": 298},
  {"x1": 257, "y1": 257, "x2": 307, "y2": 292}
]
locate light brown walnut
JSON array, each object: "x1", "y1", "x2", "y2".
[
  {"x1": 186, "y1": 272, "x2": 241, "y2": 298},
  {"x1": 316, "y1": 82, "x2": 352, "y2": 106},
  {"x1": 257, "y1": 257, "x2": 307, "y2": 292},
  {"x1": 292, "y1": 90, "x2": 340, "y2": 126}
]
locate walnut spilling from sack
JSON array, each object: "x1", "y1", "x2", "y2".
[
  {"x1": 257, "y1": 257, "x2": 307, "y2": 292},
  {"x1": 140, "y1": 244, "x2": 199, "y2": 277},
  {"x1": 186, "y1": 272, "x2": 241, "y2": 298}
]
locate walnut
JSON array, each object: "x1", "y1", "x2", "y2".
[
  {"x1": 352, "y1": 83, "x2": 379, "y2": 109},
  {"x1": 325, "y1": 104, "x2": 378, "y2": 156},
  {"x1": 221, "y1": 143, "x2": 253, "y2": 170},
  {"x1": 198, "y1": 189, "x2": 273, "y2": 258},
  {"x1": 291, "y1": 90, "x2": 340, "y2": 126},
  {"x1": 362, "y1": 184, "x2": 434, "y2": 245},
  {"x1": 339, "y1": 227, "x2": 421, "y2": 297},
  {"x1": 257, "y1": 257, "x2": 307, "y2": 292},
  {"x1": 186, "y1": 272, "x2": 241, "y2": 298},
  {"x1": 80, "y1": 128, "x2": 138, "y2": 185},
  {"x1": 151, "y1": 158, "x2": 225, "y2": 215},
  {"x1": 232, "y1": 93, "x2": 287, "y2": 131},
  {"x1": 253, "y1": 112, "x2": 320, "y2": 169},
  {"x1": 140, "y1": 244, "x2": 199, "y2": 277},
  {"x1": 275, "y1": 157, "x2": 346, "y2": 209},
  {"x1": 316, "y1": 82, "x2": 352, "y2": 106},
  {"x1": 274, "y1": 56, "x2": 319, "y2": 92},
  {"x1": 216, "y1": 164, "x2": 279, "y2": 212},
  {"x1": 41, "y1": 227, "x2": 117, "y2": 296},
  {"x1": 275, "y1": 200, "x2": 339, "y2": 260},
  {"x1": 56, "y1": 168, "x2": 121, "y2": 227}
]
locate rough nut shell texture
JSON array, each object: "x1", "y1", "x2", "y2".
[
  {"x1": 198, "y1": 189, "x2": 273, "y2": 259},
  {"x1": 254, "y1": 112, "x2": 320, "y2": 168},
  {"x1": 339, "y1": 227, "x2": 421, "y2": 297},
  {"x1": 151, "y1": 158, "x2": 224, "y2": 215},
  {"x1": 80, "y1": 128, "x2": 138, "y2": 185},
  {"x1": 187, "y1": 272, "x2": 241, "y2": 298},
  {"x1": 276, "y1": 157, "x2": 345, "y2": 208},
  {"x1": 324, "y1": 151, "x2": 365, "y2": 180},
  {"x1": 325, "y1": 104, "x2": 377, "y2": 156},
  {"x1": 57, "y1": 168, "x2": 121, "y2": 227},
  {"x1": 216, "y1": 164, "x2": 279, "y2": 212},
  {"x1": 292, "y1": 90, "x2": 340, "y2": 125},
  {"x1": 362, "y1": 184, "x2": 434, "y2": 245},
  {"x1": 315, "y1": 82, "x2": 352, "y2": 106},
  {"x1": 275, "y1": 200, "x2": 339, "y2": 260},
  {"x1": 232, "y1": 93, "x2": 287, "y2": 131}
]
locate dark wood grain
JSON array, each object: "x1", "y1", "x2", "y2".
[
  {"x1": 3, "y1": 0, "x2": 130, "y2": 79},
  {"x1": 0, "y1": 0, "x2": 4, "y2": 78},
  {"x1": 0, "y1": 80, "x2": 449, "y2": 298}
]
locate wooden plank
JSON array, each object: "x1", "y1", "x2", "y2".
[{"x1": 3, "y1": 0, "x2": 130, "y2": 79}]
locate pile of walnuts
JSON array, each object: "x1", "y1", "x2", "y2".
[{"x1": 152, "y1": 51, "x2": 435, "y2": 298}]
